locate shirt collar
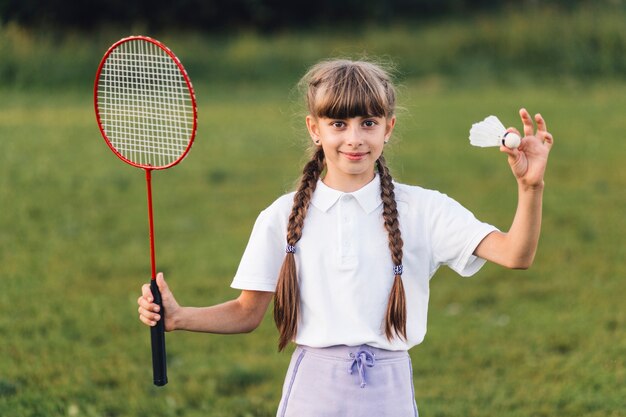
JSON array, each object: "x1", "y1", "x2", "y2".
[{"x1": 311, "y1": 174, "x2": 383, "y2": 214}]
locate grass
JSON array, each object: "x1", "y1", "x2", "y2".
[
  {"x1": 0, "y1": 76, "x2": 624, "y2": 416},
  {"x1": 1, "y1": 6, "x2": 625, "y2": 414}
]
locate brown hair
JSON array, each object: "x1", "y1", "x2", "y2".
[
  {"x1": 301, "y1": 59, "x2": 396, "y2": 119},
  {"x1": 274, "y1": 59, "x2": 406, "y2": 351}
]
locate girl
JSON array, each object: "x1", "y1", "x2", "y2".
[{"x1": 138, "y1": 59, "x2": 553, "y2": 416}]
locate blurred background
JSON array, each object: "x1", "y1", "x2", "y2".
[{"x1": 0, "y1": 0, "x2": 624, "y2": 416}]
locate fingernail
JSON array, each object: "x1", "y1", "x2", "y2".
[
  {"x1": 155, "y1": 315, "x2": 160, "y2": 321},
  {"x1": 154, "y1": 306, "x2": 160, "y2": 312}
]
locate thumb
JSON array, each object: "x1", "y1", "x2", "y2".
[
  {"x1": 156, "y1": 272, "x2": 169, "y2": 294},
  {"x1": 499, "y1": 144, "x2": 523, "y2": 171},
  {"x1": 499, "y1": 144, "x2": 518, "y2": 160},
  {"x1": 155, "y1": 272, "x2": 179, "y2": 318}
]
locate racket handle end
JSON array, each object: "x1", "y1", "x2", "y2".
[
  {"x1": 150, "y1": 280, "x2": 168, "y2": 386},
  {"x1": 153, "y1": 376, "x2": 168, "y2": 387}
]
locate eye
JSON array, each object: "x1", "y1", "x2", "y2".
[
  {"x1": 362, "y1": 119, "x2": 378, "y2": 128},
  {"x1": 331, "y1": 121, "x2": 345, "y2": 128}
]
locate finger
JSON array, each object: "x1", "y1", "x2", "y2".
[
  {"x1": 138, "y1": 306, "x2": 161, "y2": 322},
  {"x1": 535, "y1": 113, "x2": 547, "y2": 133},
  {"x1": 519, "y1": 108, "x2": 534, "y2": 137},
  {"x1": 139, "y1": 313, "x2": 157, "y2": 327},
  {"x1": 138, "y1": 296, "x2": 160, "y2": 312},
  {"x1": 141, "y1": 283, "x2": 153, "y2": 302},
  {"x1": 543, "y1": 131, "x2": 554, "y2": 149},
  {"x1": 506, "y1": 127, "x2": 521, "y2": 137}
]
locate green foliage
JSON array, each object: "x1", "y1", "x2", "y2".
[
  {"x1": 1, "y1": 0, "x2": 620, "y2": 32},
  {"x1": 0, "y1": 5, "x2": 625, "y2": 89}
]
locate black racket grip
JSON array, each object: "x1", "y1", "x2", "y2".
[{"x1": 150, "y1": 280, "x2": 168, "y2": 386}]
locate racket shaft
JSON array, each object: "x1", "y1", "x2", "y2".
[
  {"x1": 150, "y1": 280, "x2": 168, "y2": 386},
  {"x1": 146, "y1": 170, "x2": 157, "y2": 279},
  {"x1": 146, "y1": 170, "x2": 167, "y2": 386}
]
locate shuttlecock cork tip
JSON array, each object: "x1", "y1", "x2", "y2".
[{"x1": 502, "y1": 131, "x2": 521, "y2": 149}]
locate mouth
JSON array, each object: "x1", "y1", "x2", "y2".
[{"x1": 341, "y1": 152, "x2": 369, "y2": 161}]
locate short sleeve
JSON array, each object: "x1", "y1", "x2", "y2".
[
  {"x1": 231, "y1": 203, "x2": 288, "y2": 292},
  {"x1": 428, "y1": 192, "x2": 498, "y2": 277}
]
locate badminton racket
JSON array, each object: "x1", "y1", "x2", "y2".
[{"x1": 94, "y1": 36, "x2": 197, "y2": 386}]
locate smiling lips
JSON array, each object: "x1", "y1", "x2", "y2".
[{"x1": 341, "y1": 152, "x2": 369, "y2": 161}]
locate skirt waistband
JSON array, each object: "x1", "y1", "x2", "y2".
[{"x1": 296, "y1": 344, "x2": 408, "y2": 361}]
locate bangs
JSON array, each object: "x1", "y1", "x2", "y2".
[{"x1": 308, "y1": 62, "x2": 393, "y2": 119}]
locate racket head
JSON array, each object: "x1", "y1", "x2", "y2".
[{"x1": 94, "y1": 36, "x2": 197, "y2": 170}]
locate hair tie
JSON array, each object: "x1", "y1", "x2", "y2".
[
  {"x1": 286, "y1": 245, "x2": 296, "y2": 254},
  {"x1": 393, "y1": 265, "x2": 404, "y2": 276}
]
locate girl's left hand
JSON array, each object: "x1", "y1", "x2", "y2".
[{"x1": 501, "y1": 108, "x2": 554, "y2": 189}]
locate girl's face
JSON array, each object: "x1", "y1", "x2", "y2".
[{"x1": 306, "y1": 115, "x2": 396, "y2": 192}]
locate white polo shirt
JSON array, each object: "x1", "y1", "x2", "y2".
[{"x1": 231, "y1": 174, "x2": 497, "y2": 350}]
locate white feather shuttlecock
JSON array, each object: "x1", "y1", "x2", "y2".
[{"x1": 469, "y1": 115, "x2": 521, "y2": 149}]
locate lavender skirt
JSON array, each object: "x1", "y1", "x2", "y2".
[{"x1": 276, "y1": 345, "x2": 419, "y2": 417}]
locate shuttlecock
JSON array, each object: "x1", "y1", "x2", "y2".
[{"x1": 469, "y1": 116, "x2": 521, "y2": 149}]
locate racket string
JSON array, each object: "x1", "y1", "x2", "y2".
[{"x1": 97, "y1": 38, "x2": 195, "y2": 168}]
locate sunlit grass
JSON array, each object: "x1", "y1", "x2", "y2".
[{"x1": 0, "y1": 76, "x2": 624, "y2": 416}]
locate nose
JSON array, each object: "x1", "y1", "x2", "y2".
[{"x1": 345, "y1": 125, "x2": 363, "y2": 147}]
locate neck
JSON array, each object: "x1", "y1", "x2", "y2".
[{"x1": 322, "y1": 171, "x2": 376, "y2": 192}]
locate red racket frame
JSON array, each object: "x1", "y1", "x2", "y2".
[
  {"x1": 94, "y1": 35, "x2": 198, "y2": 171},
  {"x1": 94, "y1": 36, "x2": 198, "y2": 386}
]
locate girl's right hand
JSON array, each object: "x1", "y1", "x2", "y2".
[{"x1": 137, "y1": 272, "x2": 180, "y2": 332}]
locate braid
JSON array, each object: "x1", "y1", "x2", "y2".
[
  {"x1": 378, "y1": 154, "x2": 407, "y2": 341},
  {"x1": 274, "y1": 148, "x2": 325, "y2": 351}
]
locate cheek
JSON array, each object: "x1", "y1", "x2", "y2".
[
  {"x1": 371, "y1": 141, "x2": 385, "y2": 156},
  {"x1": 321, "y1": 136, "x2": 343, "y2": 149}
]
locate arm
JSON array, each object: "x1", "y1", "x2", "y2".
[
  {"x1": 474, "y1": 108, "x2": 554, "y2": 269},
  {"x1": 138, "y1": 272, "x2": 274, "y2": 334}
]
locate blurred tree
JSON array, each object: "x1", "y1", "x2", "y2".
[{"x1": 0, "y1": 0, "x2": 620, "y2": 31}]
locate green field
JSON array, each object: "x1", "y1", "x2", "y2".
[
  {"x1": 1, "y1": 9, "x2": 626, "y2": 416},
  {"x1": 1, "y1": 79, "x2": 624, "y2": 416}
]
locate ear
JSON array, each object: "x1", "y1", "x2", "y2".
[
  {"x1": 384, "y1": 116, "x2": 396, "y2": 142},
  {"x1": 306, "y1": 115, "x2": 321, "y2": 145}
]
